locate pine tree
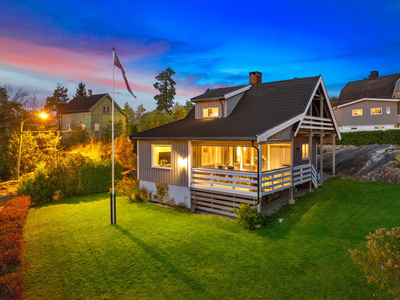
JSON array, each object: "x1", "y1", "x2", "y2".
[
  {"x1": 153, "y1": 67, "x2": 176, "y2": 114},
  {"x1": 75, "y1": 82, "x2": 87, "y2": 97},
  {"x1": 45, "y1": 83, "x2": 69, "y2": 113}
]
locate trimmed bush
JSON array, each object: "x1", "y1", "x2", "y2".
[
  {"x1": 0, "y1": 195, "x2": 31, "y2": 300},
  {"x1": 337, "y1": 130, "x2": 400, "y2": 146},
  {"x1": 17, "y1": 169, "x2": 53, "y2": 205},
  {"x1": 79, "y1": 160, "x2": 122, "y2": 195},
  {"x1": 234, "y1": 203, "x2": 267, "y2": 230}
]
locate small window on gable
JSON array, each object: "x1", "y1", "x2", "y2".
[
  {"x1": 107, "y1": 106, "x2": 110, "y2": 114},
  {"x1": 95, "y1": 123, "x2": 99, "y2": 132},
  {"x1": 386, "y1": 106, "x2": 390, "y2": 114},
  {"x1": 152, "y1": 145, "x2": 172, "y2": 168},
  {"x1": 352, "y1": 109, "x2": 362, "y2": 116},
  {"x1": 371, "y1": 107, "x2": 382, "y2": 115},
  {"x1": 103, "y1": 106, "x2": 106, "y2": 113},
  {"x1": 203, "y1": 107, "x2": 219, "y2": 118},
  {"x1": 302, "y1": 144, "x2": 309, "y2": 160}
]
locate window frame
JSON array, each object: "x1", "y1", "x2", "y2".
[
  {"x1": 94, "y1": 123, "x2": 100, "y2": 132},
  {"x1": 352, "y1": 109, "x2": 363, "y2": 116},
  {"x1": 386, "y1": 106, "x2": 390, "y2": 114},
  {"x1": 302, "y1": 143, "x2": 309, "y2": 160},
  {"x1": 151, "y1": 144, "x2": 173, "y2": 170},
  {"x1": 371, "y1": 107, "x2": 382, "y2": 115},
  {"x1": 203, "y1": 107, "x2": 219, "y2": 118}
]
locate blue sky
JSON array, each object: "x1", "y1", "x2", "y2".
[{"x1": 0, "y1": 0, "x2": 399, "y2": 111}]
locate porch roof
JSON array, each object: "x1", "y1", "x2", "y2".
[{"x1": 130, "y1": 76, "x2": 320, "y2": 141}]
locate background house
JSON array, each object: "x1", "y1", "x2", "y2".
[
  {"x1": 130, "y1": 72, "x2": 340, "y2": 217},
  {"x1": 59, "y1": 90, "x2": 126, "y2": 139},
  {"x1": 334, "y1": 71, "x2": 400, "y2": 132}
]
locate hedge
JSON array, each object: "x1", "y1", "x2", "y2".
[
  {"x1": 0, "y1": 195, "x2": 31, "y2": 300},
  {"x1": 79, "y1": 160, "x2": 122, "y2": 195},
  {"x1": 336, "y1": 130, "x2": 400, "y2": 146}
]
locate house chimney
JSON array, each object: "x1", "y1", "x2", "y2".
[
  {"x1": 249, "y1": 71, "x2": 262, "y2": 85},
  {"x1": 87, "y1": 89, "x2": 92, "y2": 96},
  {"x1": 369, "y1": 71, "x2": 379, "y2": 80}
]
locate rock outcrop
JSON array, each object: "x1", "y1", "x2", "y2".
[{"x1": 322, "y1": 144, "x2": 400, "y2": 183}]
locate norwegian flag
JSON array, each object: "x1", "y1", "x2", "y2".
[{"x1": 114, "y1": 51, "x2": 137, "y2": 98}]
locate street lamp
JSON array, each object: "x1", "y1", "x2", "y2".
[{"x1": 16, "y1": 112, "x2": 48, "y2": 180}]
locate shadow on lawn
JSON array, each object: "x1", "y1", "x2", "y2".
[
  {"x1": 29, "y1": 193, "x2": 108, "y2": 210},
  {"x1": 114, "y1": 224, "x2": 206, "y2": 295}
]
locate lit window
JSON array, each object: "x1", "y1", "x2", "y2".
[
  {"x1": 375, "y1": 127, "x2": 384, "y2": 129},
  {"x1": 302, "y1": 144, "x2": 309, "y2": 160},
  {"x1": 152, "y1": 145, "x2": 172, "y2": 168},
  {"x1": 352, "y1": 109, "x2": 362, "y2": 116},
  {"x1": 80, "y1": 123, "x2": 86, "y2": 130},
  {"x1": 203, "y1": 107, "x2": 219, "y2": 118},
  {"x1": 386, "y1": 106, "x2": 390, "y2": 114},
  {"x1": 66, "y1": 124, "x2": 71, "y2": 130},
  {"x1": 95, "y1": 123, "x2": 99, "y2": 132},
  {"x1": 371, "y1": 108, "x2": 382, "y2": 115}
]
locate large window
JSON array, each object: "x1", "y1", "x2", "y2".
[
  {"x1": 371, "y1": 107, "x2": 382, "y2": 115},
  {"x1": 203, "y1": 107, "x2": 219, "y2": 118},
  {"x1": 352, "y1": 109, "x2": 362, "y2": 116},
  {"x1": 192, "y1": 143, "x2": 291, "y2": 172},
  {"x1": 152, "y1": 145, "x2": 172, "y2": 168}
]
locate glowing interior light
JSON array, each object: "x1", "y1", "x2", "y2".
[
  {"x1": 39, "y1": 112, "x2": 48, "y2": 119},
  {"x1": 237, "y1": 147, "x2": 241, "y2": 156}
]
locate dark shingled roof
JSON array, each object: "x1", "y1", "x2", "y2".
[
  {"x1": 130, "y1": 76, "x2": 320, "y2": 141},
  {"x1": 338, "y1": 73, "x2": 400, "y2": 106},
  {"x1": 59, "y1": 94, "x2": 108, "y2": 114},
  {"x1": 191, "y1": 85, "x2": 248, "y2": 101}
]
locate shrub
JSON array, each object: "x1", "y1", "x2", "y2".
[
  {"x1": 337, "y1": 130, "x2": 400, "y2": 146},
  {"x1": 0, "y1": 195, "x2": 31, "y2": 300},
  {"x1": 137, "y1": 187, "x2": 150, "y2": 203},
  {"x1": 115, "y1": 177, "x2": 139, "y2": 201},
  {"x1": 349, "y1": 227, "x2": 400, "y2": 299},
  {"x1": 17, "y1": 169, "x2": 53, "y2": 205},
  {"x1": 79, "y1": 160, "x2": 122, "y2": 195},
  {"x1": 154, "y1": 182, "x2": 169, "y2": 205},
  {"x1": 234, "y1": 203, "x2": 267, "y2": 230}
]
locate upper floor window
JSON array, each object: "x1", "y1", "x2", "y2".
[
  {"x1": 103, "y1": 106, "x2": 110, "y2": 114},
  {"x1": 203, "y1": 107, "x2": 219, "y2": 118},
  {"x1": 371, "y1": 107, "x2": 382, "y2": 115},
  {"x1": 152, "y1": 145, "x2": 172, "y2": 169},
  {"x1": 352, "y1": 109, "x2": 362, "y2": 116}
]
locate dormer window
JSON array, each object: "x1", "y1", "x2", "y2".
[{"x1": 203, "y1": 107, "x2": 219, "y2": 118}]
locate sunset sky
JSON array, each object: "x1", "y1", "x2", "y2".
[{"x1": 1, "y1": 0, "x2": 399, "y2": 111}]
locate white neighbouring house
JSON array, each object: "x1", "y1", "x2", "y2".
[
  {"x1": 130, "y1": 72, "x2": 341, "y2": 217},
  {"x1": 333, "y1": 71, "x2": 400, "y2": 132}
]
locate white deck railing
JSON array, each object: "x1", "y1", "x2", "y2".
[
  {"x1": 299, "y1": 116, "x2": 334, "y2": 131},
  {"x1": 191, "y1": 164, "x2": 314, "y2": 198}
]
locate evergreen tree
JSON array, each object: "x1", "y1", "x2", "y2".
[
  {"x1": 153, "y1": 67, "x2": 176, "y2": 114},
  {"x1": 45, "y1": 83, "x2": 69, "y2": 113},
  {"x1": 75, "y1": 82, "x2": 87, "y2": 98}
]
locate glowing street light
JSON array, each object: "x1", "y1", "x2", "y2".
[{"x1": 16, "y1": 112, "x2": 48, "y2": 180}]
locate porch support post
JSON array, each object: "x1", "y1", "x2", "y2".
[
  {"x1": 309, "y1": 130, "x2": 313, "y2": 192},
  {"x1": 257, "y1": 144, "x2": 262, "y2": 212},
  {"x1": 289, "y1": 134, "x2": 295, "y2": 204},
  {"x1": 332, "y1": 134, "x2": 336, "y2": 177},
  {"x1": 319, "y1": 132, "x2": 324, "y2": 184}
]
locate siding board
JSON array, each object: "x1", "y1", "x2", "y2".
[{"x1": 138, "y1": 140, "x2": 188, "y2": 187}]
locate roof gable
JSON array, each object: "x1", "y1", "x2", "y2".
[
  {"x1": 191, "y1": 85, "x2": 249, "y2": 101},
  {"x1": 338, "y1": 73, "x2": 400, "y2": 106},
  {"x1": 59, "y1": 94, "x2": 108, "y2": 114}
]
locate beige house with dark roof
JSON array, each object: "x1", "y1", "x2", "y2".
[
  {"x1": 59, "y1": 90, "x2": 126, "y2": 139},
  {"x1": 333, "y1": 71, "x2": 400, "y2": 132},
  {"x1": 130, "y1": 72, "x2": 340, "y2": 217}
]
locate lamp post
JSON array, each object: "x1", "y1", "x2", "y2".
[{"x1": 16, "y1": 112, "x2": 48, "y2": 180}]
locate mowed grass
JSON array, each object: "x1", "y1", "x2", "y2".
[{"x1": 23, "y1": 177, "x2": 400, "y2": 299}]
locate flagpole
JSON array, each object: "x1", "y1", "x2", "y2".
[{"x1": 111, "y1": 47, "x2": 116, "y2": 225}]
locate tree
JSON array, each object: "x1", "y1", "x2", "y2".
[
  {"x1": 330, "y1": 96, "x2": 338, "y2": 107},
  {"x1": 114, "y1": 132, "x2": 136, "y2": 168},
  {"x1": 138, "y1": 110, "x2": 174, "y2": 132},
  {"x1": 74, "y1": 82, "x2": 86, "y2": 98},
  {"x1": 184, "y1": 100, "x2": 194, "y2": 113},
  {"x1": 153, "y1": 67, "x2": 176, "y2": 114},
  {"x1": 45, "y1": 83, "x2": 69, "y2": 115},
  {"x1": 172, "y1": 102, "x2": 187, "y2": 120}
]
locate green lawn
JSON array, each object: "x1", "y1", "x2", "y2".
[{"x1": 23, "y1": 177, "x2": 400, "y2": 299}]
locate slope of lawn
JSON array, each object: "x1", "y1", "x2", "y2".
[{"x1": 23, "y1": 177, "x2": 400, "y2": 299}]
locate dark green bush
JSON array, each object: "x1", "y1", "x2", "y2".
[
  {"x1": 234, "y1": 203, "x2": 267, "y2": 230},
  {"x1": 337, "y1": 130, "x2": 400, "y2": 146},
  {"x1": 79, "y1": 160, "x2": 122, "y2": 195},
  {"x1": 17, "y1": 169, "x2": 54, "y2": 205}
]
